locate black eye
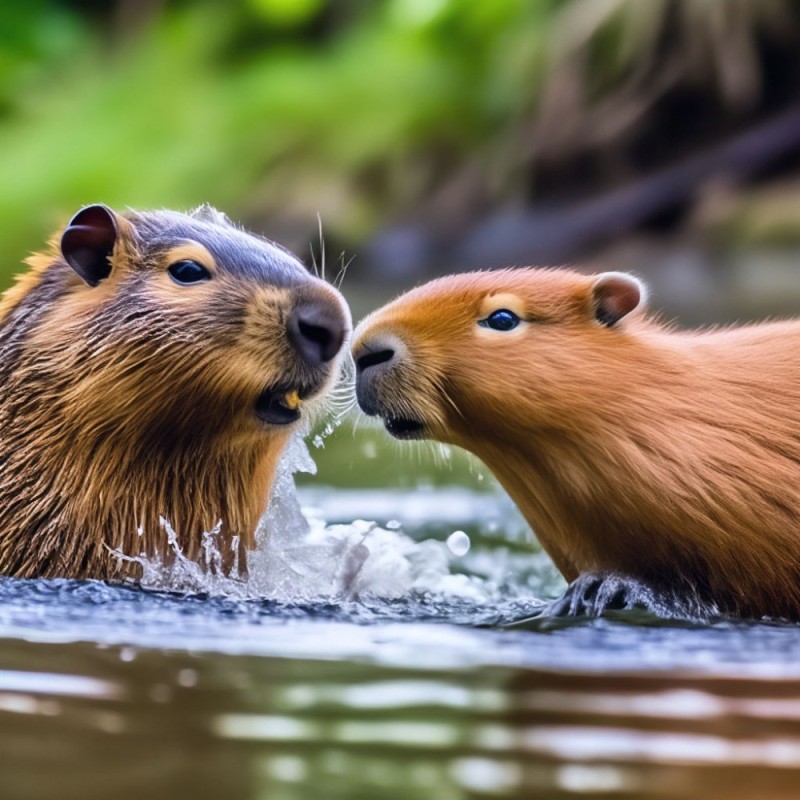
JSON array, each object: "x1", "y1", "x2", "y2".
[
  {"x1": 480, "y1": 309, "x2": 520, "y2": 331},
  {"x1": 168, "y1": 260, "x2": 211, "y2": 285}
]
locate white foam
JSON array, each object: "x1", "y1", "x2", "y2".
[{"x1": 124, "y1": 431, "x2": 495, "y2": 603}]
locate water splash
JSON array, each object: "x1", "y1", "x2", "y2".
[
  {"x1": 124, "y1": 432, "x2": 494, "y2": 603},
  {"x1": 446, "y1": 531, "x2": 471, "y2": 557}
]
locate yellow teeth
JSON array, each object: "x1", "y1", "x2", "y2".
[{"x1": 283, "y1": 390, "x2": 301, "y2": 410}]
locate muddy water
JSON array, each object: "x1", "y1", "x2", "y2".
[{"x1": 2, "y1": 432, "x2": 800, "y2": 799}]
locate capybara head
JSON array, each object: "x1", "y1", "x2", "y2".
[
  {"x1": 49, "y1": 204, "x2": 351, "y2": 435},
  {"x1": 0, "y1": 204, "x2": 351, "y2": 578},
  {"x1": 353, "y1": 268, "x2": 644, "y2": 449}
]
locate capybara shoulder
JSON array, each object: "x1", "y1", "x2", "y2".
[
  {"x1": 0, "y1": 204, "x2": 350, "y2": 579},
  {"x1": 354, "y1": 267, "x2": 800, "y2": 619}
]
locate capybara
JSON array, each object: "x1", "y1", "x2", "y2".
[
  {"x1": 0, "y1": 204, "x2": 349, "y2": 579},
  {"x1": 354, "y1": 268, "x2": 800, "y2": 619}
]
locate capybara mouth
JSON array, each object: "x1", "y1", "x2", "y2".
[
  {"x1": 384, "y1": 416, "x2": 425, "y2": 440},
  {"x1": 255, "y1": 385, "x2": 309, "y2": 425}
]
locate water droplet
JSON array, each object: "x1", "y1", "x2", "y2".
[
  {"x1": 177, "y1": 669, "x2": 199, "y2": 688},
  {"x1": 447, "y1": 531, "x2": 471, "y2": 557},
  {"x1": 362, "y1": 441, "x2": 377, "y2": 458}
]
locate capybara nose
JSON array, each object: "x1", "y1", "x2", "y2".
[
  {"x1": 355, "y1": 344, "x2": 395, "y2": 373},
  {"x1": 288, "y1": 300, "x2": 346, "y2": 367},
  {"x1": 354, "y1": 336, "x2": 401, "y2": 415}
]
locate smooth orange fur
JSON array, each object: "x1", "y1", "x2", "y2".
[
  {"x1": 0, "y1": 207, "x2": 349, "y2": 580},
  {"x1": 354, "y1": 268, "x2": 800, "y2": 619}
]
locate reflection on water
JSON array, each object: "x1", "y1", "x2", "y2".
[
  {"x1": 3, "y1": 435, "x2": 800, "y2": 799},
  {"x1": 2, "y1": 581, "x2": 800, "y2": 799}
]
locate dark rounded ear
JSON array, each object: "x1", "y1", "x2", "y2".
[
  {"x1": 60, "y1": 205, "x2": 119, "y2": 287},
  {"x1": 591, "y1": 272, "x2": 646, "y2": 327}
]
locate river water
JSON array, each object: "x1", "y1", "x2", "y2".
[{"x1": 2, "y1": 432, "x2": 800, "y2": 799}]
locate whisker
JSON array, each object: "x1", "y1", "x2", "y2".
[
  {"x1": 309, "y1": 240, "x2": 319, "y2": 278},
  {"x1": 439, "y1": 383, "x2": 465, "y2": 421},
  {"x1": 317, "y1": 213, "x2": 326, "y2": 283},
  {"x1": 333, "y1": 400, "x2": 357, "y2": 419},
  {"x1": 334, "y1": 252, "x2": 356, "y2": 290},
  {"x1": 351, "y1": 410, "x2": 365, "y2": 435}
]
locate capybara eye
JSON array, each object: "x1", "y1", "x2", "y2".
[
  {"x1": 480, "y1": 309, "x2": 520, "y2": 331},
  {"x1": 168, "y1": 259, "x2": 211, "y2": 285}
]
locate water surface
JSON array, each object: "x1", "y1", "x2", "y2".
[{"x1": 2, "y1": 433, "x2": 800, "y2": 800}]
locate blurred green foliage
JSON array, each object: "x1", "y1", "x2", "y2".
[
  {"x1": 0, "y1": 0, "x2": 560, "y2": 285},
  {"x1": 2, "y1": 0, "x2": 797, "y2": 290}
]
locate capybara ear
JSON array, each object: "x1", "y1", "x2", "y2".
[
  {"x1": 60, "y1": 204, "x2": 119, "y2": 287},
  {"x1": 591, "y1": 272, "x2": 646, "y2": 327}
]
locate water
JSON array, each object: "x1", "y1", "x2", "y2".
[{"x1": 3, "y1": 433, "x2": 800, "y2": 799}]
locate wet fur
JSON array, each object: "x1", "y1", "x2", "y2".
[
  {"x1": 0, "y1": 207, "x2": 347, "y2": 579},
  {"x1": 354, "y1": 268, "x2": 800, "y2": 620}
]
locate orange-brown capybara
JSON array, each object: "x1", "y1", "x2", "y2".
[{"x1": 354, "y1": 268, "x2": 800, "y2": 619}]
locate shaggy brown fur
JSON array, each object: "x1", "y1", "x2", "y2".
[
  {"x1": 353, "y1": 268, "x2": 800, "y2": 619},
  {"x1": 0, "y1": 205, "x2": 349, "y2": 580}
]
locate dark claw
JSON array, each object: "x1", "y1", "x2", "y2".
[
  {"x1": 546, "y1": 572, "x2": 638, "y2": 617},
  {"x1": 545, "y1": 572, "x2": 717, "y2": 620}
]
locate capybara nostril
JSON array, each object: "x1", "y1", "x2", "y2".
[
  {"x1": 353, "y1": 336, "x2": 406, "y2": 418},
  {"x1": 356, "y1": 347, "x2": 394, "y2": 373},
  {"x1": 288, "y1": 300, "x2": 346, "y2": 366}
]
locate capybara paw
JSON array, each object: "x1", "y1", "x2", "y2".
[
  {"x1": 545, "y1": 572, "x2": 719, "y2": 620},
  {"x1": 545, "y1": 572, "x2": 659, "y2": 617}
]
